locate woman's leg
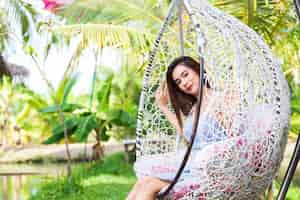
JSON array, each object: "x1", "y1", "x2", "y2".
[
  {"x1": 127, "y1": 176, "x2": 169, "y2": 200},
  {"x1": 127, "y1": 177, "x2": 154, "y2": 200},
  {"x1": 135, "y1": 176, "x2": 169, "y2": 200},
  {"x1": 127, "y1": 179, "x2": 142, "y2": 200}
]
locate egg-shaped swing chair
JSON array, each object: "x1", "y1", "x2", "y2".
[{"x1": 134, "y1": 0, "x2": 291, "y2": 199}]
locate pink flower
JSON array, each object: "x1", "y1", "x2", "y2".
[{"x1": 43, "y1": 0, "x2": 73, "y2": 12}]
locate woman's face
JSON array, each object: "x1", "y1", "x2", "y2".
[{"x1": 172, "y1": 64, "x2": 199, "y2": 97}]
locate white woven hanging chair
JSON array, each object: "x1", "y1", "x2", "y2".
[{"x1": 135, "y1": 0, "x2": 291, "y2": 199}]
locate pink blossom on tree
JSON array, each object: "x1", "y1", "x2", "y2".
[{"x1": 43, "y1": 0, "x2": 73, "y2": 12}]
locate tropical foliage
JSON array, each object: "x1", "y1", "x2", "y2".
[
  {"x1": 0, "y1": 76, "x2": 52, "y2": 149},
  {"x1": 212, "y1": 0, "x2": 297, "y2": 44},
  {"x1": 49, "y1": 0, "x2": 171, "y2": 69},
  {"x1": 4, "y1": 0, "x2": 40, "y2": 44},
  {"x1": 58, "y1": 0, "x2": 300, "y2": 132},
  {"x1": 41, "y1": 74, "x2": 137, "y2": 145},
  {"x1": 0, "y1": 0, "x2": 299, "y2": 149},
  {"x1": 0, "y1": 0, "x2": 299, "y2": 199}
]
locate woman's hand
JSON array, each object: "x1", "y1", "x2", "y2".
[
  {"x1": 155, "y1": 81, "x2": 170, "y2": 109},
  {"x1": 155, "y1": 81, "x2": 182, "y2": 134}
]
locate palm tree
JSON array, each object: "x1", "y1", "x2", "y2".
[
  {"x1": 2, "y1": 0, "x2": 75, "y2": 178},
  {"x1": 212, "y1": 0, "x2": 296, "y2": 44},
  {"x1": 56, "y1": 1, "x2": 299, "y2": 87},
  {"x1": 49, "y1": 0, "x2": 173, "y2": 64},
  {"x1": 44, "y1": 0, "x2": 168, "y2": 161}
]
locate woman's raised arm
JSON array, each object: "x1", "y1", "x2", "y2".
[{"x1": 155, "y1": 82, "x2": 183, "y2": 134}]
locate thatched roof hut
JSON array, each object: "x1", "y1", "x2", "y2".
[{"x1": 0, "y1": 54, "x2": 29, "y2": 80}]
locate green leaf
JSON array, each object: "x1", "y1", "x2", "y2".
[
  {"x1": 43, "y1": 117, "x2": 79, "y2": 144},
  {"x1": 61, "y1": 103, "x2": 84, "y2": 112},
  {"x1": 39, "y1": 105, "x2": 61, "y2": 113},
  {"x1": 107, "y1": 109, "x2": 136, "y2": 128},
  {"x1": 62, "y1": 74, "x2": 78, "y2": 104},
  {"x1": 8, "y1": 0, "x2": 38, "y2": 44},
  {"x1": 43, "y1": 131, "x2": 65, "y2": 145},
  {"x1": 39, "y1": 103, "x2": 83, "y2": 113},
  {"x1": 24, "y1": 45, "x2": 37, "y2": 57},
  {"x1": 16, "y1": 104, "x2": 31, "y2": 124},
  {"x1": 20, "y1": 11, "x2": 29, "y2": 42},
  {"x1": 100, "y1": 126, "x2": 110, "y2": 141},
  {"x1": 97, "y1": 74, "x2": 114, "y2": 111},
  {"x1": 74, "y1": 115, "x2": 98, "y2": 142},
  {"x1": 52, "y1": 117, "x2": 79, "y2": 135}
]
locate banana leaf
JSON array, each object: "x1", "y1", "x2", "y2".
[
  {"x1": 43, "y1": 117, "x2": 79, "y2": 144},
  {"x1": 74, "y1": 115, "x2": 98, "y2": 142}
]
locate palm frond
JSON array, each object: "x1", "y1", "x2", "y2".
[
  {"x1": 52, "y1": 23, "x2": 155, "y2": 51},
  {"x1": 5, "y1": 0, "x2": 39, "y2": 43},
  {"x1": 58, "y1": 0, "x2": 167, "y2": 29}
]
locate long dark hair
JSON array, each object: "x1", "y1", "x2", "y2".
[{"x1": 166, "y1": 56, "x2": 210, "y2": 129}]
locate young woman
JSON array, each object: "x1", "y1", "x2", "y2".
[{"x1": 127, "y1": 56, "x2": 228, "y2": 200}]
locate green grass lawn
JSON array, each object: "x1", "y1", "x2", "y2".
[
  {"x1": 29, "y1": 152, "x2": 137, "y2": 200},
  {"x1": 29, "y1": 151, "x2": 300, "y2": 200}
]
